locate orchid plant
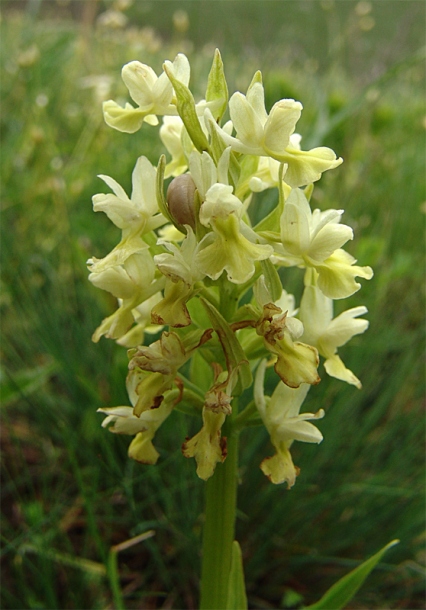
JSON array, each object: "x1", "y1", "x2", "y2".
[{"x1": 88, "y1": 50, "x2": 392, "y2": 609}]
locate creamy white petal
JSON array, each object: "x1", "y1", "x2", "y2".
[
  {"x1": 308, "y1": 223, "x2": 353, "y2": 263},
  {"x1": 121, "y1": 61, "x2": 157, "y2": 108},
  {"x1": 229, "y1": 91, "x2": 265, "y2": 149},
  {"x1": 263, "y1": 99, "x2": 302, "y2": 156}
]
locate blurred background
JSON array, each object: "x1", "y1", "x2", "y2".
[{"x1": 1, "y1": 1, "x2": 425, "y2": 608}]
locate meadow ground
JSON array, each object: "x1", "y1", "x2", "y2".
[{"x1": 1, "y1": 1, "x2": 425, "y2": 608}]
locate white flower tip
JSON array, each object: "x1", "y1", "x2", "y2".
[
  {"x1": 122, "y1": 60, "x2": 139, "y2": 72},
  {"x1": 122, "y1": 61, "x2": 155, "y2": 83},
  {"x1": 278, "y1": 98, "x2": 303, "y2": 111},
  {"x1": 174, "y1": 52, "x2": 188, "y2": 62},
  {"x1": 229, "y1": 91, "x2": 246, "y2": 106},
  {"x1": 365, "y1": 266, "x2": 374, "y2": 279},
  {"x1": 162, "y1": 60, "x2": 173, "y2": 76}
]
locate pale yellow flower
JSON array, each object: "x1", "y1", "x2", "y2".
[
  {"x1": 254, "y1": 360, "x2": 324, "y2": 487},
  {"x1": 255, "y1": 303, "x2": 320, "y2": 388},
  {"x1": 205, "y1": 79, "x2": 342, "y2": 187},
  {"x1": 274, "y1": 188, "x2": 373, "y2": 298},
  {"x1": 299, "y1": 282, "x2": 369, "y2": 388},
  {"x1": 196, "y1": 184, "x2": 273, "y2": 284},
  {"x1": 97, "y1": 378, "x2": 177, "y2": 464},
  {"x1": 182, "y1": 408, "x2": 227, "y2": 480},
  {"x1": 103, "y1": 54, "x2": 190, "y2": 132}
]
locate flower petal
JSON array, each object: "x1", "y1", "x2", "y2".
[
  {"x1": 280, "y1": 188, "x2": 312, "y2": 255},
  {"x1": 273, "y1": 335, "x2": 320, "y2": 388},
  {"x1": 151, "y1": 279, "x2": 193, "y2": 327},
  {"x1": 92, "y1": 193, "x2": 138, "y2": 230},
  {"x1": 324, "y1": 354, "x2": 362, "y2": 389},
  {"x1": 89, "y1": 266, "x2": 135, "y2": 299},
  {"x1": 130, "y1": 156, "x2": 158, "y2": 216},
  {"x1": 317, "y1": 249, "x2": 373, "y2": 299},
  {"x1": 122, "y1": 61, "x2": 157, "y2": 108},
  {"x1": 103, "y1": 100, "x2": 146, "y2": 133},
  {"x1": 229, "y1": 91, "x2": 265, "y2": 150},
  {"x1": 260, "y1": 448, "x2": 298, "y2": 487},
  {"x1": 323, "y1": 306, "x2": 369, "y2": 350},
  {"x1": 182, "y1": 409, "x2": 226, "y2": 480},
  {"x1": 308, "y1": 223, "x2": 353, "y2": 262},
  {"x1": 189, "y1": 151, "x2": 217, "y2": 199},
  {"x1": 246, "y1": 80, "x2": 268, "y2": 125},
  {"x1": 196, "y1": 215, "x2": 273, "y2": 284},
  {"x1": 268, "y1": 380, "x2": 310, "y2": 420},
  {"x1": 280, "y1": 146, "x2": 343, "y2": 188},
  {"x1": 299, "y1": 283, "x2": 333, "y2": 345},
  {"x1": 128, "y1": 431, "x2": 159, "y2": 464},
  {"x1": 275, "y1": 412, "x2": 324, "y2": 443},
  {"x1": 263, "y1": 99, "x2": 302, "y2": 156},
  {"x1": 97, "y1": 174, "x2": 129, "y2": 201}
]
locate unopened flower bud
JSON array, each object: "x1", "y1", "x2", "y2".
[{"x1": 167, "y1": 174, "x2": 197, "y2": 229}]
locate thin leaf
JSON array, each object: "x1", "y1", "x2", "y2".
[
  {"x1": 206, "y1": 48, "x2": 228, "y2": 122},
  {"x1": 200, "y1": 298, "x2": 252, "y2": 392},
  {"x1": 164, "y1": 65, "x2": 210, "y2": 153},
  {"x1": 19, "y1": 544, "x2": 106, "y2": 576},
  {"x1": 304, "y1": 539, "x2": 400, "y2": 610},
  {"x1": 156, "y1": 155, "x2": 172, "y2": 223},
  {"x1": 254, "y1": 203, "x2": 281, "y2": 233},
  {"x1": 260, "y1": 258, "x2": 282, "y2": 302},
  {"x1": 226, "y1": 541, "x2": 248, "y2": 610},
  {"x1": 207, "y1": 117, "x2": 241, "y2": 189}
]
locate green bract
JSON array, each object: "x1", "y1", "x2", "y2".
[{"x1": 89, "y1": 50, "x2": 372, "y2": 485}]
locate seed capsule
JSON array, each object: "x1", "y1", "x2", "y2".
[{"x1": 167, "y1": 174, "x2": 197, "y2": 230}]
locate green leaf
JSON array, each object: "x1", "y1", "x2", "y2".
[
  {"x1": 260, "y1": 258, "x2": 282, "y2": 302},
  {"x1": 225, "y1": 541, "x2": 248, "y2": 610},
  {"x1": 156, "y1": 155, "x2": 173, "y2": 223},
  {"x1": 207, "y1": 118, "x2": 241, "y2": 189},
  {"x1": 163, "y1": 64, "x2": 210, "y2": 153},
  {"x1": 227, "y1": 151, "x2": 242, "y2": 192},
  {"x1": 254, "y1": 203, "x2": 281, "y2": 233},
  {"x1": 189, "y1": 350, "x2": 214, "y2": 393},
  {"x1": 206, "y1": 48, "x2": 228, "y2": 122},
  {"x1": 200, "y1": 298, "x2": 252, "y2": 392},
  {"x1": 304, "y1": 539, "x2": 399, "y2": 610},
  {"x1": 304, "y1": 182, "x2": 314, "y2": 201},
  {"x1": 239, "y1": 154, "x2": 259, "y2": 183},
  {"x1": 235, "y1": 154, "x2": 260, "y2": 201},
  {"x1": 19, "y1": 543, "x2": 106, "y2": 576},
  {"x1": 253, "y1": 163, "x2": 286, "y2": 234}
]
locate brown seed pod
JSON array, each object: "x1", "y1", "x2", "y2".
[{"x1": 166, "y1": 174, "x2": 197, "y2": 230}]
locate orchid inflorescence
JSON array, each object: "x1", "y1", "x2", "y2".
[{"x1": 89, "y1": 50, "x2": 372, "y2": 487}]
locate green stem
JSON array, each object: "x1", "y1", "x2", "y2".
[
  {"x1": 107, "y1": 550, "x2": 125, "y2": 610},
  {"x1": 199, "y1": 404, "x2": 239, "y2": 610},
  {"x1": 218, "y1": 275, "x2": 239, "y2": 320},
  {"x1": 232, "y1": 400, "x2": 260, "y2": 432}
]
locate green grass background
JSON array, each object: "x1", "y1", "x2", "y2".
[{"x1": 1, "y1": 1, "x2": 425, "y2": 608}]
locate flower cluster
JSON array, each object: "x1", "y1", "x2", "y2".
[{"x1": 89, "y1": 50, "x2": 372, "y2": 487}]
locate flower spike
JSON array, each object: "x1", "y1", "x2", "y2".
[{"x1": 90, "y1": 49, "x2": 372, "y2": 486}]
